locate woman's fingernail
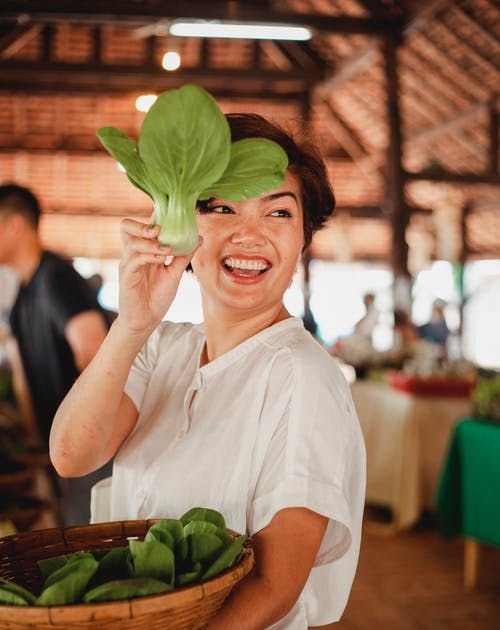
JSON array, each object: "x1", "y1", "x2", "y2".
[{"x1": 164, "y1": 255, "x2": 174, "y2": 266}]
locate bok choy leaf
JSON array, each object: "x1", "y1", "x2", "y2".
[{"x1": 97, "y1": 84, "x2": 288, "y2": 255}]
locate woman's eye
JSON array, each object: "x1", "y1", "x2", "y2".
[
  {"x1": 270, "y1": 209, "x2": 292, "y2": 218},
  {"x1": 206, "y1": 205, "x2": 233, "y2": 214}
]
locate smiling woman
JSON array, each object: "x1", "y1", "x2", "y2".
[{"x1": 49, "y1": 106, "x2": 366, "y2": 630}]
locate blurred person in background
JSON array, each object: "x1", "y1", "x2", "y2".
[
  {"x1": 354, "y1": 292, "x2": 378, "y2": 342},
  {"x1": 392, "y1": 308, "x2": 420, "y2": 357},
  {"x1": 0, "y1": 183, "x2": 111, "y2": 526},
  {"x1": 418, "y1": 299, "x2": 450, "y2": 350}
]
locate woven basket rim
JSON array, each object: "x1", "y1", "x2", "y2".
[{"x1": 0, "y1": 519, "x2": 254, "y2": 622}]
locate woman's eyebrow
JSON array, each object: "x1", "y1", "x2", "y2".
[{"x1": 261, "y1": 191, "x2": 298, "y2": 203}]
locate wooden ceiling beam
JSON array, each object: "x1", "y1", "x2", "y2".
[
  {"x1": 318, "y1": 98, "x2": 368, "y2": 160},
  {"x1": 404, "y1": 169, "x2": 500, "y2": 185},
  {"x1": 316, "y1": 46, "x2": 378, "y2": 96},
  {"x1": 0, "y1": 23, "x2": 41, "y2": 60},
  {"x1": 408, "y1": 100, "x2": 496, "y2": 144},
  {"x1": 356, "y1": 1, "x2": 400, "y2": 19},
  {"x1": 273, "y1": 41, "x2": 327, "y2": 75},
  {"x1": 0, "y1": 1, "x2": 401, "y2": 34},
  {"x1": 0, "y1": 60, "x2": 316, "y2": 93}
]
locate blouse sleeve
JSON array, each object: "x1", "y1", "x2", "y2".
[
  {"x1": 248, "y1": 344, "x2": 366, "y2": 623},
  {"x1": 123, "y1": 327, "x2": 161, "y2": 411}
]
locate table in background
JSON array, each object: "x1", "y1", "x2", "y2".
[
  {"x1": 436, "y1": 418, "x2": 500, "y2": 588},
  {"x1": 351, "y1": 380, "x2": 471, "y2": 531}
]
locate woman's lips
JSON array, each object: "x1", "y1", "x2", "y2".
[{"x1": 220, "y1": 255, "x2": 272, "y2": 282}]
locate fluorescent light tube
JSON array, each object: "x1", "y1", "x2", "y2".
[{"x1": 169, "y1": 20, "x2": 312, "y2": 41}]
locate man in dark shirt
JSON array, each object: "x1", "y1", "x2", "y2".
[{"x1": 0, "y1": 183, "x2": 110, "y2": 525}]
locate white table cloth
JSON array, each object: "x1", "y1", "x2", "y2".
[{"x1": 351, "y1": 380, "x2": 471, "y2": 530}]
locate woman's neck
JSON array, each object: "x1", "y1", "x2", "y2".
[{"x1": 201, "y1": 303, "x2": 290, "y2": 366}]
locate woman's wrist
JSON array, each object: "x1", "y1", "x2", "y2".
[{"x1": 109, "y1": 315, "x2": 157, "y2": 352}]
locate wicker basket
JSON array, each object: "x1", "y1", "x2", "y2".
[{"x1": 0, "y1": 520, "x2": 254, "y2": 630}]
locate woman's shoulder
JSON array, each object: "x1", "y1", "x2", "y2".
[
  {"x1": 268, "y1": 322, "x2": 347, "y2": 387},
  {"x1": 145, "y1": 320, "x2": 203, "y2": 355}
]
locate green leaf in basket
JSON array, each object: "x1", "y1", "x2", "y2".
[
  {"x1": 0, "y1": 578, "x2": 36, "y2": 605},
  {"x1": 37, "y1": 550, "x2": 92, "y2": 582},
  {"x1": 129, "y1": 539, "x2": 175, "y2": 585},
  {"x1": 83, "y1": 577, "x2": 172, "y2": 603},
  {"x1": 0, "y1": 587, "x2": 30, "y2": 606},
  {"x1": 43, "y1": 552, "x2": 96, "y2": 588},
  {"x1": 175, "y1": 561, "x2": 202, "y2": 587},
  {"x1": 183, "y1": 520, "x2": 231, "y2": 546},
  {"x1": 201, "y1": 535, "x2": 246, "y2": 581},
  {"x1": 37, "y1": 555, "x2": 69, "y2": 580},
  {"x1": 145, "y1": 519, "x2": 184, "y2": 548},
  {"x1": 174, "y1": 536, "x2": 189, "y2": 570},
  {"x1": 188, "y1": 533, "x2": 225, "y2": 568},
  {"x1": 180, "y1": 507, "x2": 226, "y2": 530},
  {"x1": 87, "y1": 546, "x2": 133, "y2": 590},
  {"x1": 36, "y1": 556, "x2": 99, "y2": 606}
]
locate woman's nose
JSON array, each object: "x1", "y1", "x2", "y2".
[{"x1": 230, "y1": 217, "x2": 266, "y2": 248}]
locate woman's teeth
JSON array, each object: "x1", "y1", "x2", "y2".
[{"x1": 223, "y1": 257, "x2": 269, "y2": 271}]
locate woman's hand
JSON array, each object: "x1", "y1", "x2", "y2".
[{"x1": 117, "y1": 219, "x2": 201, "y2": 336}]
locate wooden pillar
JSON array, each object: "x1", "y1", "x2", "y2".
[
  {"x1": 457, "y1": 202, "x2": 471, "y2": 339},
  {"x1": 489, "y1": 97, "x2": 499, "y2": 174},
  {"x1": 383, "y1": 33, "x2": 411, "y2": 310},
  {"x1": 92, "y1": 25, "x2": 102, "y2": 65},
  {"x1": 42, "y1": 25, "x2": 52, "y2": 63},
  {"x1": 300, "y1": 90, "x2": 317, "y2": 334}
]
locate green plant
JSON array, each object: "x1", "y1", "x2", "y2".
[
  {"x1": 472, "y1": 374, "x2": 500, "y2": 422},
  {"x1": 98, "y1": 84, "x2": 288, "y2": 255}
]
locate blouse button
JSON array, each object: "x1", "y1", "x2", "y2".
[
  {"x1": 177, "y1": 428, "x2": 187, "y2": 440},
  {"x1": 136, "y1": 488, "x2": 146, "y2": 499}
]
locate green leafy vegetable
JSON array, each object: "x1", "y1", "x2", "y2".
[
  {"x1": 180, "y1": 507, "x2": 226, "y2": 530},
  {"x1": 188, "y1": 533, "x2": 225, "y2": 568},
  {"x1": 0, "y1": 579, "x2": 36, "y2": 605},
  {"x1": 145, "y1": 519, "x2": 184, "y2": 548},
  {"x1": 202, "y1": 535, "x2": 246, "y2": 581},
  {"x1": 43, "y1": 552, "x2": 96, "y2": 589},
  {"x1": 183, "y1": 520, "x2": 230, "y2": 545},
  {"x1": 129, "y1": 539, "x2": 175, "y2": 585},
  {"x1": 36, "y1": 556, "x2": 98, "y2": 605},
  {"x1": 87, "y1": 546, "x2": 133, "y2": 589},
  {"x1": 83, "y1": 578, "x2": 172, "y2": 603},
  {"x1": 97, "y1": 84, "x2": 288, "y2": 255},
  {"x1": 0, "y1": 588, "x2": 30, "y2": 606},
  {"x1": 176, "y1": 562, "x2": 202, "y2": 587},
  {"x1": 37, "y1": 551, "x2": 93, "y2": 582}
]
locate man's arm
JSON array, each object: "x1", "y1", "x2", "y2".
[
  {"x1": 65, "y1": 310, "x2": 108, "y2": 372},
  {"x1": 203, "y1": 508, "x2": 329, "y2": 630},
  {"x1": 6, "y1": 337, "x2": 38, "y2": 444}
]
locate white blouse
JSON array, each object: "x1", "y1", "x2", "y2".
[{"x1": 111, "y1": 317, "x2": 366, "y2": 629}]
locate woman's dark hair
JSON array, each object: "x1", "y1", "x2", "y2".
[
  {"x1": 199, "y1": 113, "x2": 335, "y2": 249},
  {"x1": 0, "y1": 183, "x2": 41, "y2": 230}
]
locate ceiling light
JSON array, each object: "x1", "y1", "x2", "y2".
[
  {"x1": 169, "y1": 20, "x2": 312, "y2": 41},
  {"x1": 162, "y1": 50, "x2": 181, "y2": 71},
  {"x1": 135, "y1": 94, "x2": 158, "y2": 112}
]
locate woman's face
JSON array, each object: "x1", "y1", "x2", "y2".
[{"x1": 191, "y1": 170, "x2": 304, "y2": 317}]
